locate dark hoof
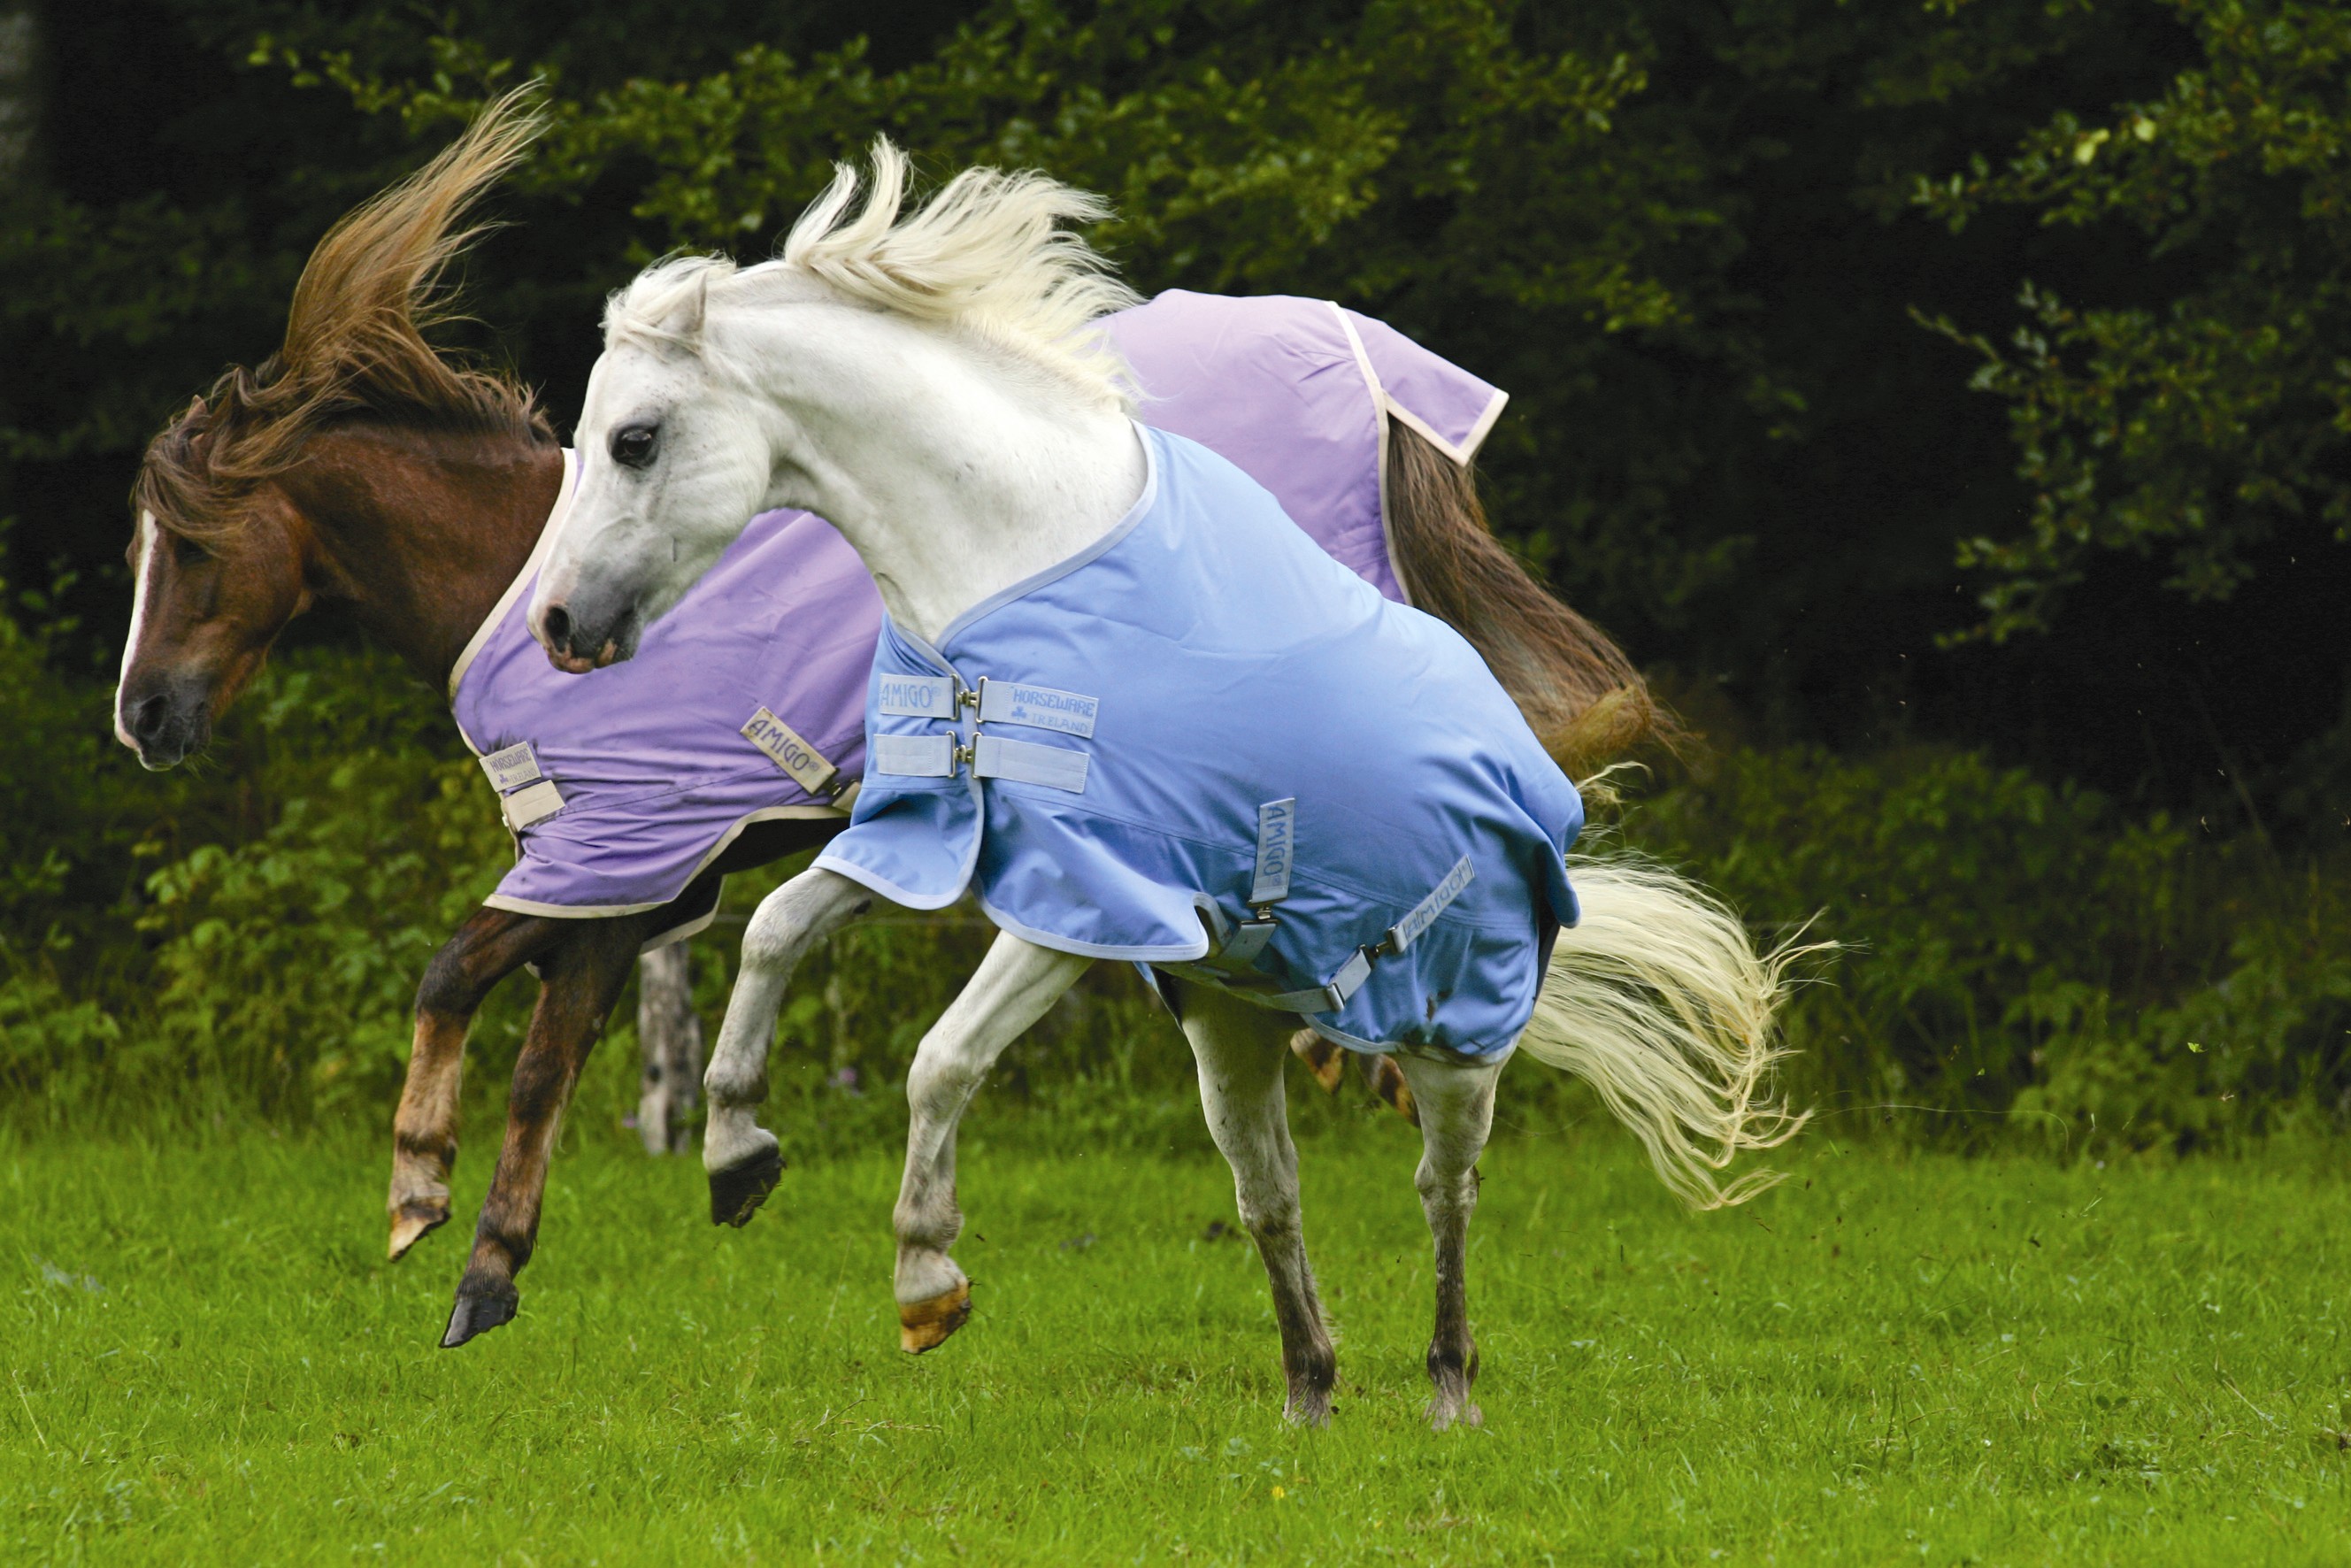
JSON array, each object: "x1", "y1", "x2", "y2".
[
  {"x1": 709, "y1": 1144, "x2": 785, "y2": 1228},
  {"x1": 441, "y1": 1276, "x2": 519, "y2": 1349}
]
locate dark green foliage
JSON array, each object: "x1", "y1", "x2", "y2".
[
  {"x1": 10, "y1": 0, "x2": 2347, "y2": 821},
  {"x1": 1631, "y1": 745, "x2": 2351, "y2": 1150},
  {"x1": 1920, "y1": 0, "x2": 2351, "y2": 641},
  {"x1": 5, "y1": 578, "x2": 2341, "y2": 1154}
]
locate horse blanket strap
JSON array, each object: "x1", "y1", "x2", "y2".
[
  {"x1": 478, "y1": 741, "x2": 569, "y2": 831},
  {"x1": 872, "y1": 728, "x2": 1092, "y2": 793},
  {"x1": 1204, "y1": 850, "x2": 1474, "y2": 1017},
  {"x1": 813, "y1": 426, "x2": 1584, "y2": 1060},
  {"x1": 741, "y1": 707, "x2": 846, "y2": 799},
  {"x1": 446, "y1": 296, "x2": 1508, "y2": 950}
]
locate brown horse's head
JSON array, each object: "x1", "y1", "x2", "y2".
[
  {"x1": 113, "y1": 400, "x2": 318, "y2": 768},
  {"x1": 111, "y1": 89, "x2": 546, "y2": 770}
]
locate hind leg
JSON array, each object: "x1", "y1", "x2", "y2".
[
  {"x1": 1179, "y1": 984, "x2": 1338, "y2": 1426},
  {"x1": 1394, "y1": 1049, "x2": 1504, "y2": 1430},
  {"x1": 442, "y1": 918, "x2": 641, "y2": 1348}
]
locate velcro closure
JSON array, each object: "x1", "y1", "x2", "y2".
[
  {"x1": 872, "y1": 734, "x2": 957, "y2": 778},
  {"x1": 501, "y1": 778, "x2": 565, "y2": 830},
  {"x1": 973, "y1": 733, "x2": 1089, "y2": 793}
]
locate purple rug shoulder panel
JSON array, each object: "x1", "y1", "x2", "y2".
[
  {"x1": 454, "y1": 498, "x2": 880, "y2": 919},
  {"x1": 1104, "y1": 291, "x2": 1399, "y2": 599}
]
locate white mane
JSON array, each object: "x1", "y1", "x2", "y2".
[{"x1": 604, "y1": 139, "x2": 1141, "y2": 409}]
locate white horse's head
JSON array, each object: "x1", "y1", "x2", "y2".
[{"x1": 529, "y1": 139, "x2": 1138, "y2": 670}]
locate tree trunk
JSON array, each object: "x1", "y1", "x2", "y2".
[{"x1": 635, "y1": 942, "x2": 703, "y2": 1154}]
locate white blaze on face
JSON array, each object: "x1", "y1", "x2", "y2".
[{"x1": 113, "y1": 510, "x2": 161, "y2": 749}]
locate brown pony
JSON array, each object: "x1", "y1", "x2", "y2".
[
  {"x1": 115, "y1": 96, "x2": 844, "y2": 1348},
  {"x1": 116, "y1": 95, "x2": 1669, "y2": 1349}
]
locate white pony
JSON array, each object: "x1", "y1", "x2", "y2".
[{"x1": 529, "y1": 142, "x2": 1805, "y2": 1428}]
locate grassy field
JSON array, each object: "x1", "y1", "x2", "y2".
[{"x1": 4, "y1": 1100, "x2": 2350, "y2": 1564}]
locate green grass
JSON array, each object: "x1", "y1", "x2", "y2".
[{"x1": 4, "y1": 1102, "x2": 2351, "y2": 1564}]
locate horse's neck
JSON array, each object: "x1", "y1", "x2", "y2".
[
  {"x1": 286, "y1": 427, "x2": 565, "y2": 688},
  {"x1": 752, "y1": 315, "x2": 1145, "y2": 642}
]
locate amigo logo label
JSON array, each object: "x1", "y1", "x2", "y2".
[
  {"x1": 878, "y1": 674, "x2": 955, "y2": 718},
  {"x1": 979, "y1": 680, "x2": 1100, "y2": 739},
  {"x1": 1250, "y1": 797, "x2": 1297, "y2": 906},
  {"x1": 741, "y1": 707, "x2": 841, "y2": 797}
]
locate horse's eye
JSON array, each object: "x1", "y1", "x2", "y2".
[
  {"x1": 171, "y1": 531, "x2": 209, "y2": 566},
  {"x1": 611, "y1": 425, "x2": 658, "y2": 469}
]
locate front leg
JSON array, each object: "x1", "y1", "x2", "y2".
[
  {"x1": 894, "y1": 933, "x2": 1090, "y2": 1351},
  {"x1": 703, "y1": 868, "x2": 877, "y2": 1225},
  {"x1": 442, "y1": 919, "x2": 642, "y2": 1348},
  {"x1": 389, "y1": 907, "x2": 561, "y2": 1261}
]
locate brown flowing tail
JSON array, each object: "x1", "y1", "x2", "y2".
[{"x1": 1384, "y1": 421, "x2": 1677, "y2": 778}]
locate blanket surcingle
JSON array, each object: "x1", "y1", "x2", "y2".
[
  {"x1": 813, "y1": 426, "x2": 1585, "y2": 1059},
  {"x1": 449, "y1": 291, "x2": 1517, "y2": 954}
]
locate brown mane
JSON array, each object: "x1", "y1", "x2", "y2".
[
  {"x1": 1385, "y1": 420, "x2": 1677, "y2": 777},
  {"x1": 133, "y1": 88, "x2": 553, "y2": 543}
]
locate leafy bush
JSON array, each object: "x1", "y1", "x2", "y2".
[
  {"x1": 6, "y1": 563, "x2": 2346, "y2": 1162},
  {"x1": 1625, "y1": 745, "x2": 2351, "y2": 1152}
]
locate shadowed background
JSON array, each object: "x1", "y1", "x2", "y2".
[{"x1": 0, "y1": 0, "x2": 2345, "y2": 1150}]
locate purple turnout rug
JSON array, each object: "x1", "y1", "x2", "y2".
[{"x1": 448, "y1": 291, "x2": 1508, "y2": 946}]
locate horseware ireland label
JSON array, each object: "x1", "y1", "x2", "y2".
[
  {"x1": 741, "y1": 706, "x2": 840, "y2": 796},
  {"x1": 480, "y1": 740, "x2": 544, "y2": 794},
  {"x1": 879, "y1": 673, "x2": 956, "y2": 719},
  {"x1": 977, "y1": 680, "x2": 1100, "y2": 738},
  {"x1": 1250, "y1": 797, "x2": 1297, "y2": 906}
]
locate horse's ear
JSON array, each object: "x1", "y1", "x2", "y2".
[{"x1": 657, "y1": 274, "x2": 710, "y2": 351}]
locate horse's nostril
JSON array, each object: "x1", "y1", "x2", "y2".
[
  {"x1": 542, "y1": 603, "x2": 572, "y2": 654},
  {"x1": 131, "y1": 691, "x2": 172, "y2": 745}
]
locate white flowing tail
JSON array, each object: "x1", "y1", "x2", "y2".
[{"x1": 1519, "y1": 855, "x2": 1814, "y2": 1209}]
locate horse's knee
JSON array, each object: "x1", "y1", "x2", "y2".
[
  {"x1": 416, "y1": 937, "x2": 483, "y2": 1020},
  {"x1": 739, "y1": 899, "x2": 805, "y2": 973},
  {"x1": 904, "y1": 1042, "x2": 987, "y2": 1119},
  {"x1": 417, "y1": 911, "x2": 542, "y2": 1019},
  {"x1": 741, "y1": 880, "x2": 869, "y2": 972},
  {"x1": 1414, "y1": 1156, "x2": 1478, "y2": 1214}
]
